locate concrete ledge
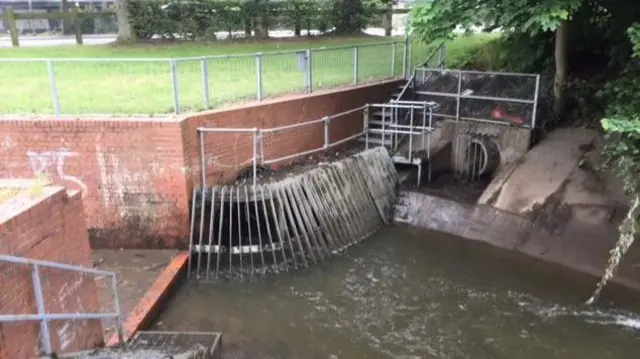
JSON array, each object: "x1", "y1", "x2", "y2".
[
  {"x1": 394, "y1": 191, "x2": 640, "y2": 304},
  {"x1": 106, "y1": 252, "x2": 189, "y2": 346}
]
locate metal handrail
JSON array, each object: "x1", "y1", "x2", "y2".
[{"x1": 0, "y1": 254, "x2": 124, "y2": 356}]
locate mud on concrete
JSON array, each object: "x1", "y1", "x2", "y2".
[{"x1": 92, "y1": 249, "x2": 180, "y2": 322}]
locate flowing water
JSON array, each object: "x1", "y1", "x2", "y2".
[{"x1": 153, "y1": 226, "x2": 640, "y2": 359}]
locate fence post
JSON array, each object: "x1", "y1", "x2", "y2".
[
  {"x1": 407, "y1": 39, "x2": 413, "y2": 75},
  {"x1": 353, "y1": 46, "x2": 359, "y2": 85},
  {"x1": 323, "y1": 117, "x2": 330, "y2": 149},
  {"x1": 252, "y1": 128, "x2": 260, "y2": 186},
  {"x1": 200, "y1": 57, "x2": 211, "y2": 110},
  {"x1": 305, "y1": 49, "x2": 313, "y2": 93},
  {"x1": 31, "y1": 264, "x2": 53, "y2": 356},
  {"x1": 391, "y1": 42, "x2": 396, "y2": 77},
  {"x1": 46, "y1": 60, "x2": 61, "y2": 115},
  {"x1": 531, "y1": 75, "x2": 541, "y2": 128},
  {"x1": 71, "y1": 6, "x2": 83, "y2": 45},
  {"x1": 111, "y1": 273, "x2": 125, "y2": 346},
  {"x1": 256, "y1": 53, "x2": 264, "y2": 101},
  {"x1": 402, "y1": 36, "x2": 408, "y2": 78},
  {"x1": 5, "y1": 7, "x2": 19, "y2": 47},
  {"x1": 363, "y1": 105, "x2": 370, "y2": 150},
  {"x1": 170, "y1": 59, "x2": 180, "y2": 114},
  {"x1": 455, "y1": 70, "x2": 462, "y2": 121}
]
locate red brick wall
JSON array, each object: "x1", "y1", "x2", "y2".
[
  {"x1": 184, "y1": 80, "x2": 402, "y2": 186},
  {"x1": 0, "y1": 186, "x2": 104, "y2": 359},
  {"x1": 0, "y1": 80, "x2": 401, "y2": 248},
  {"x1": 0, "y1": 120, "x2": 190, "y2": 248}
]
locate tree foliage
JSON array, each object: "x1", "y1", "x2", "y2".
[
  {"x1": 586, "y1": 23, "x2": 640, "y2": 303},
  {"x1": 126, "y1": 0, "x2": 390, "y2": 40}
]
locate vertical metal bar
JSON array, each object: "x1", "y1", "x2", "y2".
[
  {"x1": 306, "y1": 49, "x2": 313, "y2": 93},
  {"x1": 197, "y1": 186, "x2": 206, "y2": 278},
  {"x1": 252, "y1": 128, "x2": 259, "y2": 187},
  {"x1": 31, "y1": 264, "x2": 52, "y2": 356},
  {"x1": 323, "y1": 117, "x2": 330, "y2": 149},
  {"x1": 407, "y1": 40, "x2": 413, "y2": 73},
  {"x1": 531, "y1": 75, "x2": 541, "y2": 128},
  {"x1": 353, "y1": 46, "x2": 359, "y2": 85},
  {"x1": 427, "y1": 108, "x2": 433, "y2": 183},
  {"x1": 256, "y1": 54, "x2": 264, "y2": 101},
  {"x1": 170, "y1": 59, "x2": 180, "y2": 114},
  {"x1": 363, "y1": 105, "x2": 370, "y2": 150},
  {"x1": 391, "y1": 42, "x2": 396, "y2": 77},
  {"x1": 199, "y1": 130, "x2": 206, "y2": 187},
  {"x1": 456, "y1": 70, "x2": 462, "y2": 121},
  {"x1": 110, "y1": 273, "x2": 125, "y2": 345},
  {"x1": 236, "y1": 186, "x2": 243, "y2": 275},
  {"x1": 243, "y1": 186, "x2": 254, "y2": 274},
  {"x1": 408, "y1": 106, "x2": 414, "y2": 159},
  {"x1": 187, "y1": 187, "x2": 197, "y2": 279},
  {"x1": 258, "y1": 185, "x2": 278, "y2": 273},
  {"x1": 47, "y1": 60, "x2": 61, "y2": 115},
  {"x1": 253, "y1": 186, "x2": 266, "y2": 271},
  {"x1": 402, "y1": 36, "x2": 408, "y2": 78},
  {"x1": 201, "y1": 57, "x2": 211, "y2": 110},
  {"x1": 215, "y1": 187, "x2": 227, "y2": 278},
  {"x1": 205, "y1": 187, "x2": 216, "y2": 279},
  {"x1": 382, "y1": 106, "x2": 386, "y2": 147},
  {"x1": 228, "y1": 186, "x2": 234, "y2": 273}
]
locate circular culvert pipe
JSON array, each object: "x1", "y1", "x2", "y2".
[{"x1": 462, "y1": 136, "x2": 500, "y2": 179}]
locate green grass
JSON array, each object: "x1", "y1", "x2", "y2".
[{"x1": 0, "y1": 34, "x2": 494, "y2": 115}]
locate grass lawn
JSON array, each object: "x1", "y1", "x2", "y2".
[{"x1": 0, "y1": 34, "x2": 496, "y2": 115}]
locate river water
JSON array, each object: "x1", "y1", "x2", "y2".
[{"x1": 153, "y1": 226, "x2": 640, "y2": 359}]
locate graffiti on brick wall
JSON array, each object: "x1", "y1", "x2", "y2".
[
  {"x1": 25, "y1": 140, "x2": 87, "y2": 196},
  {"x1": 95, "y1": 143, "x2": 164, "y2": 220},
  {"x1": 0, "y1": 135, "x2": 15, "y2": 176},
  {"x1": 56, "y1": 274, "x2": 87, "y2": 351}
]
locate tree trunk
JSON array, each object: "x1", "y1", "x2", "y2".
[
  {"x1": 61, "y1": 0, "x2": 71, "y2": 35},
  {"x1": 553, "y1": 20, "x2": 569, "y2": 120},
  {"x1": 116, "y1": 0, "x2": 136, "y2": 43}
]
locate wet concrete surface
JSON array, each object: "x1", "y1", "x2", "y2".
[{"x1": 92, "y1": 249, "x2": 180, "y2": 319}]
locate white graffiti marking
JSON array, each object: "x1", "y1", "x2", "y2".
[
  {"x1": 56, "y1": 275, "x2": 87, "y2": 351},
  {"x1": 0, "y1": 136, "x2": 15, "y2": 177},
  {"x1": 26, "y1": 140, "x2": 87, "y2": 196}
]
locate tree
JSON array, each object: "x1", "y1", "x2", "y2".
[
  {"x1": 409, "y1": 0, "x2": 583, "y2": 118},
  {"x1": 116, "y1": 0, "x2": 136, "y2": 43},
  {"x1": 586, "y1": 23, "x2": 640, "y2": 303}
]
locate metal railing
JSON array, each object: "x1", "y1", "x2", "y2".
[
  {"x1": 197, "y1": 104, "x2": 370, "y2": 187},
  {"x1": 413, "y1": 68, "x2": 541, "y2": 128},
  {"x1": 0, "y1": 39, "x2": 427, "y2": 116},
  {"x1": 0, "y1": 254, "x2": 124, "y2": 356}
]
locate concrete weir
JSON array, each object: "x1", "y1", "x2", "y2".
[{"x1": 189, "y1": 146, "x2": 398, "y2": 279}]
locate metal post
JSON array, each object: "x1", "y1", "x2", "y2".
[
  {"x1": 199, "y1": 130, "x2": 206, "y2": 187},
  {"x1": 170, "y1": 59, "x2": 180, "y2": 114},
  {"x1": 407, "y1": 40, "x2": 413, "y2": 74},
  {"x1": 402, "y1": 36, "x2": 409, "y2": 78},
  {"x1": 47, "y1": 60, "x2": 61, "y2": 116},
  {"x1": 31, "y1": 264, "x2": 52, "y2": 356},
  {"x1": 323, "y1": 117, "x2": 330, "y2": 148},
  {"x1": 408, "y1": 105, "x2": 414, "y2": 159},
  {"x1": 364, "y1": 105, "x2": 370, "y2": 150},
  {"x1": 306, "y1": 49, "x2": 313, "y2": 93},
  {"x1": 531, "y1": 75, "x2": 541, "y2": 128},
  {"x1": 456, "y1": 70, "x2": 462, "y2": 121},
  {"x1": 110, "y1": 273, "x2": 125, "y2": 346},
  {"x1": 439, "y1": 43, "x2": 447, "y2": 69},
  {"x1": 201, "y1": 57, "x2": 211, "y2": 110},
  {"x1": 353, "y1": 46, "x2": 359, "y2": 85},
  {"x1": 391, "y1": 42, "x2": 396, "y2": 77},
  {"x1": 256, "y1": 54, "x2": 264, "y2": 101},
  {"x1": 252, "y1": 128, "x2": 259, "y2": 186}
]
